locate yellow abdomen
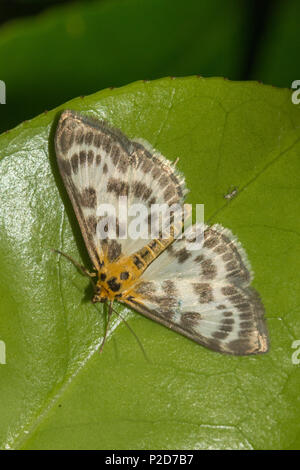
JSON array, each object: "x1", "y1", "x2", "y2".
[{"x1": 96, "y1": 235, "x2": 174, "y2": 300}]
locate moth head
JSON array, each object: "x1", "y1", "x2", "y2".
[{"x1": 92, "y1": 284, "x2": 107, "y2": 303}]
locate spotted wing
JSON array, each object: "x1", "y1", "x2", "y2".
[
  {"x1": 55, "y1": 110, "x2": 187, "y2": 269},
  {"x1": 123, "y1": 224, "x2": 269, "y2": 355}
]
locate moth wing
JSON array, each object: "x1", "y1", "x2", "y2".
[
  {"x1": 121, "y1": 138, "x2": 188, "y2": 255},
  {"x1": 123, "y1": 224, "x2": 269, "y2": 355},
  {"x1": 55, "y1": 110, "x2": 187, "y2": 268}
]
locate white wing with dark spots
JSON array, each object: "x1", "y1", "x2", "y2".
[
  {"x1": 55, "y1": 110, "x2": 187, "y2": 268},
  {"x1": 124, "y1": 224, "x2": 269, "y2": 355}
]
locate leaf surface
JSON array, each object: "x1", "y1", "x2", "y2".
[{"x1": 0, "y1": 77, "x2": 300, "y2": 450}]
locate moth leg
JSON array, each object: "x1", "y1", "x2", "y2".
[
  {"x1": 99, "y1": 301, "x2": 113, "y2": 353},
  {"x1": 52, "y1": 249, "x2": 96, "y2": 278},
  {"x1": 111, "y1": 305, "x2": 149, "y2": 362}
]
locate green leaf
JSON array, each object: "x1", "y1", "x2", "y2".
[
  {"x1": 0, "y1": 0, "x2": 247, "y2": 133},
  {"x1": 0, "y1": 77, "x2": 300, "y2": 450}
]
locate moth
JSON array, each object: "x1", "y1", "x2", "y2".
[
  {"x1": 224, "y1": 187, "x2": 238, "y2": 200},
  {"x1": 54, "y1": 110, "x2": 269, "y2": 355}
]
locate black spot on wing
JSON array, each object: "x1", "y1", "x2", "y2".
[
  {"x1": 75, "y1": 127, "x2": 85, "y2": 144},
  {"x1": 88, "y1": 149, "x2": 94, "y2": 166},
  {"x1": 80, "y1": 187, "x2": 97, "y2": 208},
  {"x1": 193, "y1": 283, "x2": 214, "y2": 303},
  {"x1": 107, "y1": 178, "x2": 129, "y2": 197},
  {"x1": 86, "y1": 215, "x2": 97, "y2": 234},
  {"x1": 79, "y1": 150, "x2": 87, "y2": 165},
  {"x1": 176, "y1": 248, "x2": 191, "y2": 263},
  {"x1": 201, "y1": 259, "x2": 217, "y2": 280},
  {"x1": 93, "y1": 133, "x2": 102, "y2": 147},
  {"x1": 58, "y1": 158, "x2": 71, "y2": 176},
  {"x1": 110, "y1": 146, "x2": 120, "y2": 165},
  {"x1": 71, "y1": 153, "x2": 79, "y2": 174},
  {"x1": 85, "y1": 131, "x2": 94, "y2": 145},
  {"x1": 181, "y1": 312, "x2": 201, "y2": 332},
  {"x1": 59, "y1": 129, "x2": 74, "y2": 154}
]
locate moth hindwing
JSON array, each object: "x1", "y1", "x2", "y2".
[{"x1": 54, "y1": 109, "x2": 269, "y2": 355}]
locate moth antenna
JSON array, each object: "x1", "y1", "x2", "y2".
[
  {"x1": 99, "y1": 301, "x2": 113, "y2": 353},
  {"x1": 52, "y1": 249, "x2": 96, "y2": 278},
  {"x1": 111, "y1": 306, "x2": 150, "y2": 363},
  {"x1": 173, "y1": 157, "x2": 179, "y2": 166}
]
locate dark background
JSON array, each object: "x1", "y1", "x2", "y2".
[{"x1": 0, "y1": 0, "x2": 299, "y2": 134}]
